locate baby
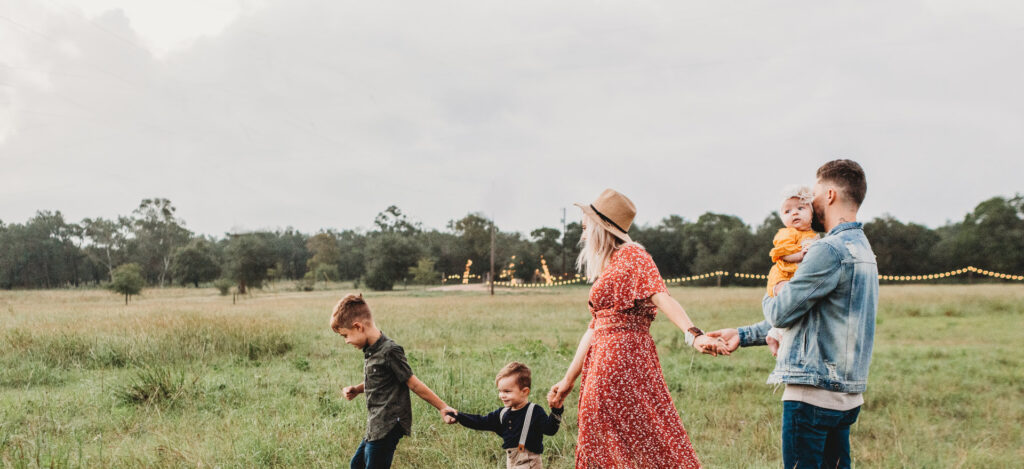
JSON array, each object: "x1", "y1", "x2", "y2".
[{"x1": 765, "y1": 185, "x2": 819, "y2": 355}]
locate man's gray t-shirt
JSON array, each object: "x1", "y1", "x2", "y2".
[{"x1": 362, "y1": 334, "x2": 414, "y2": 441}]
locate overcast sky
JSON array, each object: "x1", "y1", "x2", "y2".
[{"x1": 2, "y1": 0, "x2": 1022, "y2": 236}]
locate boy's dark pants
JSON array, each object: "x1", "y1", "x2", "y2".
[
  {"x1": 350, "y1": 425, "x2": 404, "y2": 469},
  {"x1": 782, "y1": 401, "x2": 861, "y2": 469}
]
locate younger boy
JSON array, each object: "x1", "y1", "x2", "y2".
[
  {"x1": 331, "y1": 293, "x2": 456, "y2": 469},
  {"x1": 447, "y1": 362, "x2": 563, "y2": 469}
]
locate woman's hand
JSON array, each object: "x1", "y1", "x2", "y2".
[{"x1": 548, "y1": 378, "x2": 575, "y2": 408}]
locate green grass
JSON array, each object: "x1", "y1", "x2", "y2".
[{"x1": 0, "y1": 285, "x2": 1021, "y2": 468}]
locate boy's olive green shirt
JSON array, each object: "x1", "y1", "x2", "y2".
[{"x1": 362, "y1": 334, "x2": 414, "y2": 441}]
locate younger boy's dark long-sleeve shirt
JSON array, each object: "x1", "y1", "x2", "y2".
[{"x1": 455, "y1": 403, "x2": 563, "y2": 454}]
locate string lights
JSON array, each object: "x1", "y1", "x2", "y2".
[
  {"x1": 876, "y1": 265, "x2": 1024, "y2": 282},
  {"x1": 540, "y1": 256, "x2": 554, "y2": 285},
  {"x1": 462, "y1": 259, "x2": 473, "y2": 284},
  {"x1": 448, "y1": 263, "x2": 1023, "y2": 287}
]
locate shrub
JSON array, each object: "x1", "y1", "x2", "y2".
[
  {"x1": 213, "y1": 278, "x2": 233, "y2": 296},
  {"x1": 108, "y1": 263, "x2": 144, "y2": 304},
  {"x1": 116, "y1": 366, "x2": 194, "y2": 406}
]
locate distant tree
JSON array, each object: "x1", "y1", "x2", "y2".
[
  {"x1": 171, "y1": 239, "x2": 222, "y2": 287},
  {"x1": 632, "y1": 215, "x2": 692, "y2": 277},
  {"x1": 306, "y1": 232, "x2": 342, "y2": 282},
  {"x1": 269, "y1": 228, "x2": 310, "y2": 280},
  {"x1": 685, "y1": 213, "x2": 756, "y2": 283},
  {"x1": 418, "y1": 229, "x2": 463, "y2": 279},
  {"x1": 731, "y1": 213, "x2": 784, "y2": 277},
  {"x1": 408, "y1": 257, "x2": 441, "y2": 285},
  {"x1": 374, "y1": 205, "x2": 421, "y2": 235},
  {"x1": 336, "y1": 230, "x2": 367, "y2": 280},
  {"x1": 51, "y1": 219, "x2": 87, "y2": 287},
  {"x1": 562, "y1": 221, "x2": 583, "y2": 273},
  {"x1": 937, "y1": 196, "x2": 1024, "y2": 274},
  {"x1": 0, "y1": 211, "x2": 86, "y2": 288},
  {"x1": 448, "y1": 213, "x2": 493, "y2": 266},
  {"x1": 364, "y1": 232, "x2": 422, "y2": 291},
  {"x1": 864, "y1": 215, "x2": 940, "y2": 275},
  {"x1": 225, "y1": 233, "x2": 276, "y2": 294},
  {"x1": 129, "y1": 199, "x2": 192, "y2": 286},
  {"x1": 531, "y1": 227, "x2": 563, "y2": 274},
  {"x1": 82, "y1": 217, "x2": 131, "y2": 281},
  {"x1": 109, "y1": 263, "x2": 144, "y2": 304}
]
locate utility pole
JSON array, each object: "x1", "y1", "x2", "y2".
[
  {"x1": 561, "y1": 207, "x2": 567, "y2": 278},
  {"x1": 490, "y1": 221, "x2": 496, "y2": 296}
]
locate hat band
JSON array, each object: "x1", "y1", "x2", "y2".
[{"x1": 590, "y1": 204, "x2": 629, "y2": 234}]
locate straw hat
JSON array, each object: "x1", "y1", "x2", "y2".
[{"x1": 574, "y1": 189, "x2": 636, "y2": 243}]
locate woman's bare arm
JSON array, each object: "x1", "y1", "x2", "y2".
[
  {"x1": 548, "y1": 327, "x2": 593, "y2": 407},
  {"x1": 652, "y1": 292, "x2": 729, "y2": 356}
]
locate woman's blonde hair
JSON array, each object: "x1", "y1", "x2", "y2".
[{"x1": 576, "y1": 213, "x2": 630, "y2": 281}]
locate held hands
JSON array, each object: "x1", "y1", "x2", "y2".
[
  {"x1": 706, "y1": 328, "x2": 740, "y2": 353},
  {"x1": 547, "y1": 378, "x2": 575, "y2": 409},
  {"x1": 772, "y1": 280, "x2": 789, "y2": 296},
  {"x1": 692, "y1": 334, "x2": 730, "y2": 356},
  {"x1": 766, "y1": 335, "x2": 780, "y2": 357},
  {"x1": 440, "y1": 406, "x2": 458, "y2": 424}
]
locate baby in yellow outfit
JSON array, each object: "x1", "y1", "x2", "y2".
[{"x1": 765, "y1": 185, "x2": 819, "y2": 353}]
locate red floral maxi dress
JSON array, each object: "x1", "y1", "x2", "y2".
[{"x1": 576, "y1": 244, "x2": 701, "y2": 469}]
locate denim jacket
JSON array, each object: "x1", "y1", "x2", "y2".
[{"x1": 739, "y1": 222, "x2": 878, "y2": 393}]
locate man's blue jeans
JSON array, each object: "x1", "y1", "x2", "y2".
[
  {"x1": 782, "y1": 401, "x2": 861, "y2": 469},
  {"x1": 350, "y1": 425, "x2": 404, "y2": 469}
]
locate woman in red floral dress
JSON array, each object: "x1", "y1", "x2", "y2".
[{"x1": 548, "y1": 189, "x2": 728, "y2": 469}]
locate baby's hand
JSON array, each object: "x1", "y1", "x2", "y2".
[{"x1": 766, "y1": 336, "x2": 780, "y2": 357}]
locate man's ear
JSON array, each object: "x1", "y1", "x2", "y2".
[
  {"x1": 349, "y1": 321, "x2": 364, "y2": 332},
  {"x1": 827, "y1": 187, "x2": 838, "y2": 206}
]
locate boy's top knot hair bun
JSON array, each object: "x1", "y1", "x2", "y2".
[
  {"x1": 780, "y1": 184, "x2": 814, "y2": 205},
  {"x1": 330, "y1": 293, "x2": 373, "y2": 331}
]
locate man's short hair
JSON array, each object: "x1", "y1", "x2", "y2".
[
  {"x1": 495, "y1": 361, "x2": 531, "y2": 390},
  {"x1": 817, "y1": 159, "x2": 867, "y2": 207},
  {"x1": 330, "y1": 293, "x2": 373, "y2": 331}
]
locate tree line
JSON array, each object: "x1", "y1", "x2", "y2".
[{"x1": 1, "y1": 195, "x2": 1022, "y2": 292}]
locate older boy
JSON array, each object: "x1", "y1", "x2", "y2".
[
  {"x1": 447, "y1": 362, "x2": 563, "y2": 469},
  {"x1": 331, "y1": 293, "x2": 456, "y2": 469}
]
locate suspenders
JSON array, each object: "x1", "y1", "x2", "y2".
[{"x1": 500, "y1": 402, "x2": 536, "y2": 451}]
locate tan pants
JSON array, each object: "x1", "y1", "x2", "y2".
[{"x1": 505, "y1": 448, "x2": 542, "y2": 469}]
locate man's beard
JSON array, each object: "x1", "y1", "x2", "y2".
[{"x1": 811, "y1": 206, "x2": 826, "y2": 233}]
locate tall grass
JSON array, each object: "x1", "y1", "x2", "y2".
[{"x1": 0, "y1": 285, "x2": 1020, "y2": 467}]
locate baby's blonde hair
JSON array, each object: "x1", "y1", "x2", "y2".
[{"x1": 780, "y1": 185, "x2": 813, "y2": 205}]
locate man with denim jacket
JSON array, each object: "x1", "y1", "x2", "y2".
[{"x1": 710, "y1": 159, "x2": 878, "y2": 469}]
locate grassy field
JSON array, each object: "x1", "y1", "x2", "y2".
[{"x1": 0, "y1": 284, "x2": 1021, "y2": 468}]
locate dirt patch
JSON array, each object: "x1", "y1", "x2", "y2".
[{"x1": 426, "y1": 283, "x2": 511, "y2": 292}]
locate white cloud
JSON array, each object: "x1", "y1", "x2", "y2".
[{"x1": 1, "y1": 0, "x2": 1022, "y2": 235}]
